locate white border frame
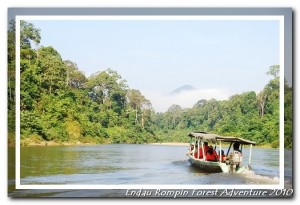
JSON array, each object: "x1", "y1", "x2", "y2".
[{"x1": 15, "y1": 15, "x2": 285, "y2": 190}]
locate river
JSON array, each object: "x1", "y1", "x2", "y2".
[{"x1": 8, "y1": 144, "x2": 292, "y2": 197}]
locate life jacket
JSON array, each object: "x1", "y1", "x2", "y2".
[{"x1": 206, "y1": 153, "x2": 217, "y2": 161}]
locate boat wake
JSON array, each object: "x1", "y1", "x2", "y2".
[{"x1": 238, "y1": 169, "x2": 279, "y2": 185}]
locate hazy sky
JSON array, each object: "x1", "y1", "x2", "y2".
[{"x1": 29, "y1": 19, "x2": 280, "y2": 112}]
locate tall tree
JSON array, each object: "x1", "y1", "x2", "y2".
[
  {"x1": 20, "y1": 20, "x2": 41, "y2": 50},
  {"x1": 127, "y1": 89, "x2": 151, "y2": 128},
  {"x1": 8, "y1": 20, "x2": 16, "y2": 135},
  {"x1": 86, "y1": 69, "x2": 127, "y2": 107},
  {"x1": 257, "y1": 90, "x2": 267, "y2": 118},
  {"x1": 19, "y1": 21, "x2": 42, "y2": 110},
  {"x1": 257, "y1": 65, "x2": 280, "y2": 118},
  {"x1": 64, "y1": 60, "x2": 86, "y2": 88},
  {"x1": 38, "y1": 46, "x2": 67, "y2": 94},
  {"x1": 166, "y1": 104, "x2": 182, "y2": 129},
  {"x1": 8, "y1": 20, "x2": 16, "y2": 105}
]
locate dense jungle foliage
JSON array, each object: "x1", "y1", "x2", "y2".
[{"x1": 7, "y1": 21, "x2": 292, "y2": 148}]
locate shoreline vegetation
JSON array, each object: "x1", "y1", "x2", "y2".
[{"x1": 10, "y1": 137, "x2": 274, "y2": 149}]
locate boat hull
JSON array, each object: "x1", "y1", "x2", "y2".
[
  {"x1": 188, "y1": 155, "x2": 249, "y2": 173},
  {"x1": 188, "y1": 155, "x2": 223, "y2": 173}
]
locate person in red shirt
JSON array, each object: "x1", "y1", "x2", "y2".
[
  {"x1": 205, "y1": 148, "x2": 218, "y2": 161},
  {"x1": 199, "y1": 142, "x2": 209, "y2": 159}
]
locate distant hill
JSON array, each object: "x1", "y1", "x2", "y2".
[{"x1": 168, "y1": 85, "x2": 197, "y2": 95}]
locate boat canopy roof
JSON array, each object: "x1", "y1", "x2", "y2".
[{"x1": 188, "y1": 131, "x2": 256, "y2": 145}]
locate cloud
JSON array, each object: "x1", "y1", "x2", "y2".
[{"x1": 144, "y1": 88, "x2": 231, "y2": 113}]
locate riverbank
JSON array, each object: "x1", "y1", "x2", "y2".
[
  {"x1": 22, "y1": 140, "x2": 96, "y2": 147},
  {"x1": 10, "y1": 136, "x2": 274, "y2": 148},
  {"x1": 149, "y1": 142, "x2": 190, "y2": 147},
  {"x1": 20, "y1": 141, "x2": 190, "y2": 147},
  {"x1": 14, "y1": 138, "x2": 97, "y2": 147}
]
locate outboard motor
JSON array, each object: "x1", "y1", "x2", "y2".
[{"x1": 228, "y1": 150, "x2": 242, "y2": 173}]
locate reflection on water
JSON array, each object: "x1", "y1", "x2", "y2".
[{"x1": 8, "y1": 144, "x2": 292, "y2": 197}]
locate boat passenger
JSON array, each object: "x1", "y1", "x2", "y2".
[
  {"x1": 205, "y1": 149, "x2": 218, "y2": 161},
  {"x1": 199, "y1": 142, "x2": 209, "y2": 159},
  {"x1": 213, "y1": 149, "x2": 218, "y2": 160},
  {"x1": 190, "y1": 144, "x2": 194, "y2": 152},
  {"x1": 228, "y1": 142, "x2": 243, "y2": 172},
  {"x1": 186, "y1": 144, "x2": 194, "y2": 156},
  {"x1": 233, "y1": 142, "x2": 242, "y2": 153},
  {"x1": 218, "y1": 150, "x2": 226, "y2": 162}
]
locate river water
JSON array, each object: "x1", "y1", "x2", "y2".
[{"x1": 8, "y1": 144, "x2": 292, "y2": 197}]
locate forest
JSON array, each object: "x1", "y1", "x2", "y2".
[{"x1": 7, "y1": 21, "x2": 293, "y2": 148}]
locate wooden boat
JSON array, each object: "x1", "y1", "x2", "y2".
[{"x1": 186, "y1": 131, "x2": 256, "y2": 173}]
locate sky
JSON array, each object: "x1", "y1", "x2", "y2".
[{"x1": 29, "y1": 19, "x2": 280, "y2": 112}]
